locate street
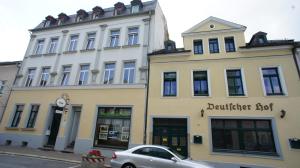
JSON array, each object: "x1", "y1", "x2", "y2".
[{"x1": 0, "y1": 154, "x2": 80, "y2": 168}]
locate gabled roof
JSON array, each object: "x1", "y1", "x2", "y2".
[{"x1": 182, "y1": 16, "x2": 246, "y2": 35}]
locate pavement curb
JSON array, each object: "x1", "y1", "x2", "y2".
[{"x1": 0, "y1": 151, "x2": 81, "y2": 164}]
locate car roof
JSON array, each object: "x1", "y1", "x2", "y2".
[{"x1": 127, "y1": 145, "x2": 169, "y2": 151}]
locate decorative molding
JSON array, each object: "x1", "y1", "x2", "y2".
[
  {"x1": 63, "y1": 50, "x2": 78, "y2": 54},
  {"x1": 100, "y1": 24, "x2": 108, "y2": 30},
  {"x1": 103, "y1": 46, "x2": 121, "y2": 50},
  {"x1": 80, "y1": 48, "x2": 96, "y2": 53},
  {"x1": 122, "y1": 44, "x2": 140, "y2": 48},
  {"x1": 50, "y1": 72, "x2": 58, "y2": 76},
  {"x1": 62, "y1": 30, "x2": 69, "y2": 34},
  {"x1": 91, "y1": 69, "x2": 99, "y2": 74}
]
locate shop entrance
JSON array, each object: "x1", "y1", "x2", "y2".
[
  {"x1": 153, "y1": 118, "x2": 188, "y2": 157},
  {"x1": 47, "y1": 106, "x2": 63, "y2": 146}
]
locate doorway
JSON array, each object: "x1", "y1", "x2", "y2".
[
  {"x1": 47, "y1": 106, "x2": 63, "y2": 146},
  {"x1": 152, "y1": 118, "x2": 188, "y2": 157},
  {"x1": 66, "y1": 106, "x2": 81, "y2": 149}
]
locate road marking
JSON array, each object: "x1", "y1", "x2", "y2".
[{"x1": 68, "y1": 165, "x2": 81, "y2": 168}]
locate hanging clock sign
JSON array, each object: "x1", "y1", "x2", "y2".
[{"x1": 56, "y1": 97, "x2": 67, "y2": 108}]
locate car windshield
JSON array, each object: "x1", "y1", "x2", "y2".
[{"x1": 167, "y1": 147, "x2": 187, "y2": 160}]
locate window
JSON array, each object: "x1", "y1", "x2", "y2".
[
  {"x1": 39, "y1": 68, "x2": 50, "y2": 87},
  {"x1": 61, "y1": 66, "x2": 71, "y2": 86},
  {"x1": 48, "y1": 38, "x2": 58, "y2": 53},
  {"x1": 133, "y1": 147, "x2": 152, "y2": 156},
  {"x1": 10, "y1": 105, "x2": 24, "y2": 127},
  {"x1": 225, "y1": 37, "x2": 236, "y2": 52},
  {"x1": 211, "y1": 119, "x2": 277, "y2": 156},
  {"x1": 149, "y1": 147, "x2": 174, "y2": 160},
  {"x1": 103, "y1": 63, "x2": 115, "y2": 84},
  {"x1": 128, "y1": 27, "x2": 139, "y2": 45},
  {"x1": 163, "y1": 72, "x2": 177, "y2": 97},
  {"x1": 131, "y1": 5, "x2": 140, "y2": 13},
  {"x1": 0, "y1": 81, "x2": 4, "y2": 94},
  {"x1": 123, "y1": 62, "x2": 135, "y2": 84},
  {"x1": 78, "y1": 65, "x2": 89, "y2": 85},
  {"x1": 209, "y1": 38, "x2": 219, "y2": 53},
  {"x1": 193, "y1": 71, "x2": 208, "y2": 96},
  {"x1": 34, "y1": 40, "x2": 44, "y2": 55},
  {"x1": 109, "y1": 30, "x2": 120, "y2": 47},
  {"x1": 226, "y1": 69, "x2": 245, "y2": 96},
  {"x1": 262, "y1": 67, "x2": 283, "y2": 95},
  {"x1": 94, "y1": 107, "x2": 131, "y2": 149},
  {"x1": 26, "y1": 105, "x2": 39, "y2": 128},
  {"x1": 86, "y1": 33, "x2": 96, "y2": 50},
  {"x1": 193, "y1": 40, "x2": 203, "y2": 54},
  {"x1": 25, "y1": 69, "x2": 36, "y2": 87},
  {"x1": 68, "y1": 35, "x2": 79, "y2": 51}
]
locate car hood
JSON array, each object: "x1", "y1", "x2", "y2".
[{"x1": 181, "y1": 159, "x2": 214, "y2": 168}]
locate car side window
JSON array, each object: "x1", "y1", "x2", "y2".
[
  {"x1": 132, "y1": 147, "x2": 151, "y2": 156},
  {"x1": 149, "y1": 147, "x2": 174, "y2": 160}
]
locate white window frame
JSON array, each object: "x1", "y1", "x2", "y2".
[
  {"x1": 224, "y1": 68, "x2": 248, "y2": 97},
  {"x1": 24, "y1": 68, "x2": 36, "y2": 87},
  {"x1": 161, "y1": 71, "x2": 179, "y2": 98},
  {"x1": 122, "y1": 61, "x2": 136, "y2": 84},
  {"x1": 0, "y1": 80, "x2": 5, "y2": 94},
  {"x1": 131, "y1": 5, "x2": 140, "y2": 13},
  {"x1": 78, "y1": 64, "x2": 90, "y2": 85},
  {"x1": 109, "y1": 30, "x2": 120, "y2": 47},
  {"x1": 68, "y1": 35, "x2": 79, "y2": 51},
  {"x1": 208, "y1": 38, "x2": 220, "y2": 54},
  {"x1": 34, "y1": 39, "x2": 45, "y2": 55},
  {"x1": 224, "y1": 36, "x2": 236, "y2": 53},
  {"x1": 127, "y1": 27, "x2": 139, "y2": 45},
  {"x1": 191, "y1": 69, "x2": 211, "y2": 97},
  {"x1": 86, "y1": 33, "x2": 96, "y2": 50},
  {"x1": 103, "y1": 62, "x2": 116, "y2": 84},
  {"x1": 61, "y1": 66, "x2": 72, "y2": 86},
  {"x1": 39, "y1": 67, "x2": 50, "y2": 87},
  {"x1": 48, "y1": 38, "x2": 58, "y2": 53},
  {"x1": 259, "y1": 66, "x2": 288, "y2": 96}
]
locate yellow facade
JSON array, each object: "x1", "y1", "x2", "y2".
[{"x1": 147, "y1": 17, "x2": 300, "y2": 168}]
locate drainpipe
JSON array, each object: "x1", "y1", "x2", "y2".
[{"x1": 143, "y1": 11, "x2": 152, "y2": 145}]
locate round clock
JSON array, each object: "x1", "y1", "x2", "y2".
[{"x1": 56, "y1": 98, "x2": 67, "y2": 108}]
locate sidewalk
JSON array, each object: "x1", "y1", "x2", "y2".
[{"x1": 0, "y1": 145, "x2": 111, "y2": 167}]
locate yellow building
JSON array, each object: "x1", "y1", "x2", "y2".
[{"x1": 147, "y1": 16, "x2": 300, "y2": 168}]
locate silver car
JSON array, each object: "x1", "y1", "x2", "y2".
[{"x1": 110, "y1": 145, "x2": 214, "y2": 168}]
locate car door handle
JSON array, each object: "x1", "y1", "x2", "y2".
[{"x1": 149, "y1": 159, "x2": 153, "y2": 162}]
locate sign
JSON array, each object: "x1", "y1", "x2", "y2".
[
  {"x1": 56, "y1": 98, "x2": 66, "y2": 108},
  {"x1": 206, "y1": 103, "x2": 274, "y2": 112},
  {"x1": 55, "y1": 110, "x2": 63, "y2": 114}
]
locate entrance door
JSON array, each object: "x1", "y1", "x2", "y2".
[
  {"x1": 66, "y1": 106, "x2": 81, "y2": 148},
  {"x1": 47, "y1": 107, "x2": 62, "y2": 146},
  {"x1": 153, "y1": 118, "x2": 188, "y2": 157}
]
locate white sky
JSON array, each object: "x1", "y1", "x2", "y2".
[{"x1": 0, "y1": 0, "x2": 299, "y2": 62}]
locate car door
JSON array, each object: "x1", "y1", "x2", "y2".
[
  {"x1": 147, "y1": 147, "x2": 183, "y2": 168},
  {"x1": 131, "y1": 147, "x2": 155, "y2": 168}
]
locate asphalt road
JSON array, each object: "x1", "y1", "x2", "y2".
[{"x1": 0, "y1": 154, "x2": 80, "y2": 168}]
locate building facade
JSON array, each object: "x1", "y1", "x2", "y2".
[
  {"x1": 147, "y1": 17, "x2": 300, "y2": 168},
  {"x1": 0, "y1": 61, "x2": 21, "y2": 123},
  {"x1": 0, "y1": 0, "x2": 168, "y2": 154}
]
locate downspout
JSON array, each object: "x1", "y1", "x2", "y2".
[{"x1": 143, "y1": 11, "x2": 152, "y2": 145}]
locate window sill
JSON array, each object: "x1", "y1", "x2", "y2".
[
  {"x1": 63, "y1": 50, "x2": 78, "y2": 54},
  {"x1": 192, "y1": 95, "x2": 211, "y2": 98},
  {"x1": 43, "y1": 53, "x2": 57, "y2": 56},
  {"x1": 209, "y1": 52, "x2": 220, "y2": 54},
  {"x1": 80, "y1": 48, "x2": 96, "y2": 53},
  {"x1": 21, "y1": 128, "x2": 36, "y2": 131},
  {"x1": 122, "y1": 44, "x2": 140, "y2": 48},
  {"x1": 5, "y1": 127, "x2": 19, "y2": 130},
  {"x1": 227, "y1": 95, "x2": 248, "y2": 98},
  {"x1": 226, "y1": 51, "x2": 236, "y2": 53},
  {"x1": 104, "y1": 46, "x2": 121, "y2": 50},
  {"x1": 194, "y1": 53, "x2": 204, "y2": 55},
  {"x1": 29, "y1": 54, "x2": 43, "y2": 57},
  {"x1": 161, "y1": 96, "x2": 178, "y2": 99}
]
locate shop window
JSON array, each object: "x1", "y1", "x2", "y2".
[
  {"x1": 209, "y1": 38, "x2": 219, "y2": 53},
  {"x1": 94, "y1": 107, "x2": 131, "y2": 149},
  {"x1": 26, "y1": 105, "x2": 39, "y2": 128},
  {"x1": 10, "y1": 105, "x2": 24, "y2": 127},
  {"x1": 211, "y1": 119, "x2": 278, "y2": 156},
  {"x1": 193, "y1": 71, "x2": 208, "y2": 96},
  {"x1": 193, "y1": 40, "x2": 203, "y2": 54},
  {"x1": 262, "y1": 67, "x2": 284, "y2": 95},
  {"x1": 225, "y1": 37, "x2": 236, "y2": 52},
  {"x1": 163, "y1": 72, "x2": 177, "y2": 97},
  {"x1": 226, "y1": 69, "x2": 245, "y2": 96}
]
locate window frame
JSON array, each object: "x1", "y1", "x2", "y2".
[
  {"x1": 39, "y1": 67, "x2": 50, "y2": 87},
  {"x1": 131, "y1": 5, "x2": 140, "y2": 13},
  {"x1": 209, "y1": 38, "x2": 220, "y2": 53},
  {"x1": 26, "y1": 104, "x2": 40, "y2": 128},
  {"x1": 224, "y1": 68, "x2": 247, "y2": 97},
  {"x1": 193, "y1": 39, "x2": 204, "y2": 55},
  {"x1": 24, "y1": 68, "x2": 36, "y2": 87},
  {"x1": 209, "y1": 117, "x2": 281, "y2": 157},
  {"x1": 161, "y1": 71, "x2": 178, "y2": 97},
  {"x1": 127, "y1": 27, "x2": 139, "y2": 46},
  {"x1": 103, "y1": 62, "x2": 116, "y2": 84},
  {"x1": 259, "y1": 66, "x2": 287, "y2": 96},
  {"x1": 109, "y1": 29, "x2": 120, "y2": 48},
  {"x1": 85, "y1": 32, "x2": 96, "y2": 50},
  {"x1": 48, "y1": 38, "x2": 59, "y2": 54},
  {"x1": 78, "y1": 64, "x2": 90, "y2": 85},
  {"x1": 191, "y1": 69, "x2": 211, "y2": 97},
  {"x1": 224, "y1": 36, "x2": 236, "y2": 52},
  {"x1": 122, "y1": 61, "x2": 136, "y2": 84},
  {"x1": 34, "y1": 39, "x2": 45, "y2": 55},
  {"x1": 68, "y1": 35, "x2": 79, "y2": 51},
  {"x1": 60, "y1": 65, "x2": 72, "y2": 86},
  {"x1": 10, "y1": 104, "x2": 25, "y2": 128}
]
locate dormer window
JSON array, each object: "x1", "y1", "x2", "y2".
[
  {"x1": 92, "y1": 6, "x2": 104, "y2": 19},
  {"x1": 114, "y1": 2, "x2": 126, "y2": 16},
  {"x1": 130, "y1": 0, "x2": 143, "y2": 14},
  {"x1": 44, "y1": 15, "x2": 57, "y2": 27},
  {"x1": 164, "y1": 40, "x2": 176, "y2": 51},
  {"x1": 76, "y1": 9, "x2": 88, "y2": 22},
  {"x1": 58, "y1": 13, "x2": 69, "y2": 25}
]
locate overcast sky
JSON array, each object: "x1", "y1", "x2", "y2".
[{"x1": 0, "y1": 0, "x2": 299, "y2": 62}]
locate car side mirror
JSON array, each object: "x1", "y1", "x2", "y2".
[{"x1": 171, "y1": 157, "x2": 177, "y2": 162}]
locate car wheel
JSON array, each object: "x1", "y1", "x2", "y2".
[{"x1": 122, "y1": 163, "x2": 136, "y2": 168}]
